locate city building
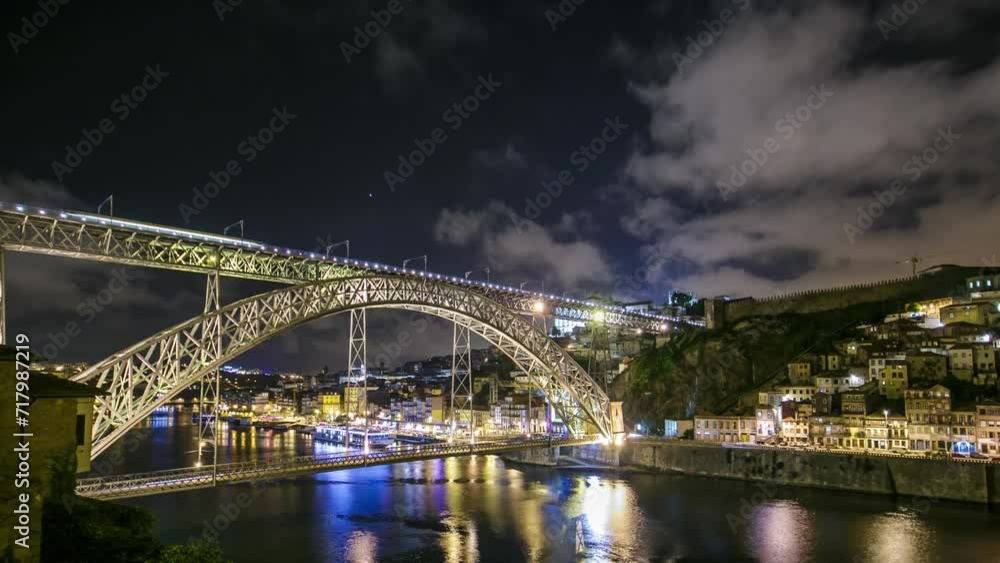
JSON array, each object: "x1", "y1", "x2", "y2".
[
  {"x1": 786, "y1": 361, "x2": 813, "y2": 385},
  {"x1": 947, "y1": 344, "x2": 975, "y2": 381},
  {"x1": 975, "y1": 400, "x2": 1000, "y2": 456},
  {"x1": 940, "y1": 303, "x2": 991, "y2": 326},
  {"x1": 878, "y1": 360, "x2": 909, "y2": 399},
  {"x1": 664, "y1": 419, "x2": 693, "y2": 438},
  {"x1": 905, "y1": 351, "x2": 948, "y2": 383},
  {"x1": 841, "y1": 382, "x2": 878, "y2": 415},
  {"x1": 813, "y1": 372, "x2": 854, "y2": 394},
  {"x1": 775, "y1": 385, "x2": 816, "y2": 402},
  {"x1": 755, "y1": 405, "x2": 778, "y2": 440},
  {"x1": 693, "y1": 415, "x2": 756, "y2": 443}
]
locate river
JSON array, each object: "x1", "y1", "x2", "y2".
[{"x1": 95, "y1": 407, "x2": 1000, "y2": 562}]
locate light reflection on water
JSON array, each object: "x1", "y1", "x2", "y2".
[{"x1": 111, "y1": 410, "x2": 1000, "y2": 562}]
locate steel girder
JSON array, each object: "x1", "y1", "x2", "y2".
[
  {"x1": 71, "y1": 275, "x2": 616, "y2": 458},
  {"x1": 0, "y1": 207, "x2": 694, "y2": 331},
  {"x1": 450, "y1": 323, "x2": 473, "y2": 435},
  {"x1": 345, "y1": 308, "x2": 367, "y2": 418},
  {"x1": 197, "y1": 272, "x2": 221, "y2": 471}
]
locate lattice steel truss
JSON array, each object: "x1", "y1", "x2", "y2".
[
  {"x1": 197, "y1": 272, "x2": 221, "y2": 472},
  {"x1": 346, "y1": 308, "x2": 367, "y2": 419},
  {"x1": 450, "y1": 323, "x2": 473, "y2": 438},
  {"x1": 71, "y1": 275, "x2": 619, "y2": 458},
  {"x1": 0, "y1": 206, "x2": 692, "y2": 332}
]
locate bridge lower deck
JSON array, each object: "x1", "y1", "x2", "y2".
[{"x1": 77, "y1": 435, "x2": 596, "y2": 500}]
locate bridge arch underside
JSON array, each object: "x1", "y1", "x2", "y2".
[{"x1": 72, "y1": 276, "x2": 614, "y2": 459}]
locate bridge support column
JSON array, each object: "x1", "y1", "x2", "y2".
[
  {"x1": 198, "y1": 271, "x2": 221, "y2": 478},
  {"x1": 0, "y1": 246, "x2": 6, "y2": 346},
  {"x1": 450, "y1": 323, "x2": 473, "y2": 442},
  {"x1": 346, "y1": 308, "x2": 367, "y2": 421}
]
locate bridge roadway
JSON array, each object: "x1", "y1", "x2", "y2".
[
  {"x1": 0, "y1": 203, "x2": 699, "y2": 331},
  {"x1": 76, "y1": 434, "x2": 596, "y2": 501}
]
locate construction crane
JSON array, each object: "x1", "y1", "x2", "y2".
[{"x1": 896, "y1": 250, "x2": 965, "y2": 276}]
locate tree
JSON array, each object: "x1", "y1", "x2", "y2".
[
  {"x1": 671, "y1": 291, "x2": 695, "y2": 309},
  {"x1": 159, "y1": 542, "x2": 232, "y2": 563}
]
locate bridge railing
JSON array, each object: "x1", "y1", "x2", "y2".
[{"x1": 76, "y1": 435, "x2": 598, "y2": 498}]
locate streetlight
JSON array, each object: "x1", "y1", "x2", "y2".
[
  {"x1": 97, "y1": 195, "x2": 114, "y2": 218},
  {"x1": 532, "y1": 300, "x2": 546, "y2": 314},
  {"x1": 402, "y1": 255, "x2": 428, "y2": 271},
  {"x1": 326, "y1": 240, "x2": 350, "y2": 258},
  {"x1": 223, "y1": 220, "x2": 244, "y2": 239},
  {"x1": 464, "y1": 267, "x2": 490, "y2": 283},
  {"x1": 593, "y1": 310, "x2": 606, "y2": 323}
]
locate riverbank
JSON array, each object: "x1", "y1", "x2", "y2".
[{"x1": 506, "y1": 440, "x2": 1000, "y2": 506}]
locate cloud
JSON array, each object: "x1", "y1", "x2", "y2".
[
  {"x1": 434, "y1": 202, "x2": 614, "y2": 290},
  {"x1": 618, "y1": 0, "x2": 1000, "y2": 297},
  {"x1": 471, "y1": 143, "x2": 528, "y2": 169},
  {"x1": 369, "y1": 0, "x2": 485, "y2": 92},
  {"x1": 374, "y1": 34, "x2": 424, "y2": 92},
  {"x1": 0, "y1": 173, "x2": 84, "y2": 209}
]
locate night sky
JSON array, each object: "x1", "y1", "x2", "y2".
[{"x1": 2, "y1": 0, "x2": 999, "y2": 371}]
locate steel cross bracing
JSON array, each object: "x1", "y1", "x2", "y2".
[
  {"x1": 71, "y1": 275, "x2": 620, "y2": 458},
  {"x1": 76, "y1": 434, "x2": 598, "y2": 500},
  {"x1": 450, "y1": 323, "x2": 473, "y2": 438},
  {"x1": 0, "y1": 206, "x2": 697, "y2": 332},
  {"x1": 197, "y1": 271, "x2": 221, "y2": 474},
  {"x1": 346, "y1": 308, "x2": 367, "y2": 419}
]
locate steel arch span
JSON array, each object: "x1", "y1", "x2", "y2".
[{"x1": 71, "y1": 275, "x2": 619, "y2": 459}]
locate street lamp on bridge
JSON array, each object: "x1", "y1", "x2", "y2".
[
  {"x1": 326, "y1": 239, "x2": 350, "y2": 258},
  {"x1": 402, "y1": 255, "x2": 428, "y2": 271},
  {"x1": 464, "y1": 267, "x2": 490, "y2": 283}
]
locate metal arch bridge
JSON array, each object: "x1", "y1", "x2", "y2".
[
  {"x1": 76, "y1": 434, "x2": 596, "y2": 500},
  {"x1": 0, "y1": 202, "x2": 698, "y2": 336},
  {"x1": 69, "y1": 274, "x2": 624, "y2": 458},
  {"x1": 0, "y1": 201, "x2": 651, "y2": 469}
]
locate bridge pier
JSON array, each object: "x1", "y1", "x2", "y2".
[
  {"x1": 197, "y1": 271, "x2": 220, "y2": 478},
  {"x1": 346, "y1": 308, "x2": 367, "y2": 421},
  {"x1": 450, "y1": 323, "x2": 473, "y2": 441}
]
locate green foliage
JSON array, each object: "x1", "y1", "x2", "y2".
[
  {"x1": 620, "y1": 304, "x2": 870, "y2": 426},
  {"x1": 671, "y1": 292, "x2": 695, "y2": 308},
  {"x1": 42, "y1": 482, "x2": 230, "y2": 563},
  {"x1": 43, "y1": 495, "x2": 160, "y2": 563},
  {"x1": 681, "y1": 428, "x2": 694, "y2": 440},
  {"x1": 158, "y1": 541, "x2": 232, "y2": 563}
]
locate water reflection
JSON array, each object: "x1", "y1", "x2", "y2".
[{"x1": 115, "y1": 412, "x2": 1000, "y2": 562}]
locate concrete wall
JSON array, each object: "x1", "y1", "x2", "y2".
[
  {"x1": 619, "y1": 441, "x2": 999, "y2": 505},
  {"x1": 501, "y1": 445, "x2": 562, "y2": 466}
]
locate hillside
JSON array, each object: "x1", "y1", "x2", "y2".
[{"x1": 611, "y1": 301, "x2": 899, "y2": 430}]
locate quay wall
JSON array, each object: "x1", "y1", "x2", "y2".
[{"x1": 541, "y1": 441, "x2": 1000, "y2": 506}]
